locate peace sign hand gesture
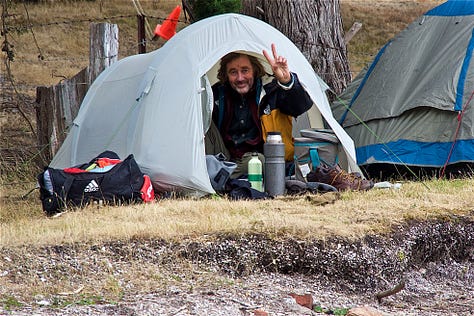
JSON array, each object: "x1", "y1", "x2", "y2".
[{"x1": 262, "y1": 43, "x2": 292, "y2": 85}]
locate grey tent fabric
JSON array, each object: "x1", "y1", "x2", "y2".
[{"x1": 331, "y1": 0, "x2": 474, "y2": 169}]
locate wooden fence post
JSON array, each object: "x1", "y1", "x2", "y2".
[
  {"x1": 36, "y1": 86, "x2": 58, "y2": 162},
  {"x1": 344, "y1": 22, "x2": 363, "y2": 44},
  {"x1": 137, "y1": 14, "x2": 146, "y2": 54},
  {"x1": 89, "y1": 23, "x2": 119, "y2": 85}
]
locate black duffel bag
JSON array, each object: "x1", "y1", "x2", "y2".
[{"x1": 38, "y1": 151, "x2": 149, "y2": 216}]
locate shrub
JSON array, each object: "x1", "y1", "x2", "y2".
[{"x1": 190, "y1": 0, "x2": 241, "y2": 22}]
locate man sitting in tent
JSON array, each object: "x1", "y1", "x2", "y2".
[{"x1": 205, "y1": 43, "x2": 313, "y2": 177}]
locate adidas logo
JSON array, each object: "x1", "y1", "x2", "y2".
[{"x1": 84, "y1": 180, "x2": 99, "y2": 193}]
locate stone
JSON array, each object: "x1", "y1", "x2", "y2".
[
  {"x1": 288, "y1": 293, "x2": 313, "y2": 309},
  {"x1": 347, "y1": 305, "x2": 384, "y2": 316}
]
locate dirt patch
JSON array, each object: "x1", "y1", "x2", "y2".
[
  {"x1": 182, "y1": 217, "x2": 474, "y2": 283},
  {"x1": 1, "y1": 217, "x2": 473, "y2": 315}
]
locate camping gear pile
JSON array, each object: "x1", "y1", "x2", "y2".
[{"x1": 205, "y1": 126, "x2": 374, "y2": 197}]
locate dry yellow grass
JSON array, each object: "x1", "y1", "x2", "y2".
[
  {"x1": 341, "y1": 0, "x2": 444, "y2": 74},
  {"x1": 2, "y1": 179, "x2": 473, "y2": 247},
  {"x1": 2, "y1": 0, "x2": 469, "y2": 248},
  {"x1": 4, "y1": 0, "x2": 183, "y2": 91},
  {"x1": 4, "y1": 0, "x2": 445, "y2": 94}
]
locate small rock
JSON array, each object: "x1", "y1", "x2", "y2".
[
  {"x1": 289, "y1": 293, "x2": 313, "y2": 309},
  {"x1": 347, "y1": 305, "x2": 384, "y2": 316},
  {"x1": 36, "y1": 299, "x2": 51, "y2": 306}
]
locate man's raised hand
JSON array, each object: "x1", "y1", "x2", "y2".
[{"x1": 262, "y1": 43, "x2": 291, "y2": 84}]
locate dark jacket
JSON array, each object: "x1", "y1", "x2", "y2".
[{"x1": 212, "y1": 73, "x2": 313, "y2": 161}]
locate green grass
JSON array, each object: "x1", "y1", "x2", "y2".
[
  {"x1": 1, "y1": 295, "x2": 23, "y2": 311},
  {"x1": 314, "y1": 306, "x2": 350, "y2": 315}
]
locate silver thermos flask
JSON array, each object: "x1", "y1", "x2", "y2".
[{"x1": 263, "y1": 132, "x2": 286, "y2": 196}]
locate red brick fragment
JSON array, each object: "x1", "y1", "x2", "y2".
[
  {"x1": 253, "y1": 309, "x2": 269, "y2": 316},
  {"x1": 288, "y1": 293, "x2": 313, "y2": 309}
]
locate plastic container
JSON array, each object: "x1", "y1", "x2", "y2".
[
  {"x1": 264, "y1": 132, "x2": 286, "y2": 196},
  {"x1": 293, "y1": 129, "x2": 340, "y2": 182},
  {"x1": 248, "y1": 153, "x2": 263, "y2": 192}
]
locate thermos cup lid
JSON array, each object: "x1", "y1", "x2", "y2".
[{"x1": 267, "y1": 131, "x2": 282, "y2": 143}]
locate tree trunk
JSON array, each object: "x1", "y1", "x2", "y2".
[{"x1": 241, "y1": 0, "x2": 351, "y2": 97}]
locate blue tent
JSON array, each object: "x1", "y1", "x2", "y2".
[{"x1": 331, "y1": 0, "x2": 474, "y2": 177}]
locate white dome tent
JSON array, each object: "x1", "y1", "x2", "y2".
[{"x1": 50, "y1": 13, "x2": 359, "y2": 195}]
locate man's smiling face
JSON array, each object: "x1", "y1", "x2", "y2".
[{"x1": 226, "y1": 55, "x2": 255, "y2": 95}]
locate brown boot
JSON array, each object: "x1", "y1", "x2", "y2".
[{"x1": 307, "y1": 164, "x2": 373, "y2": 191}]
